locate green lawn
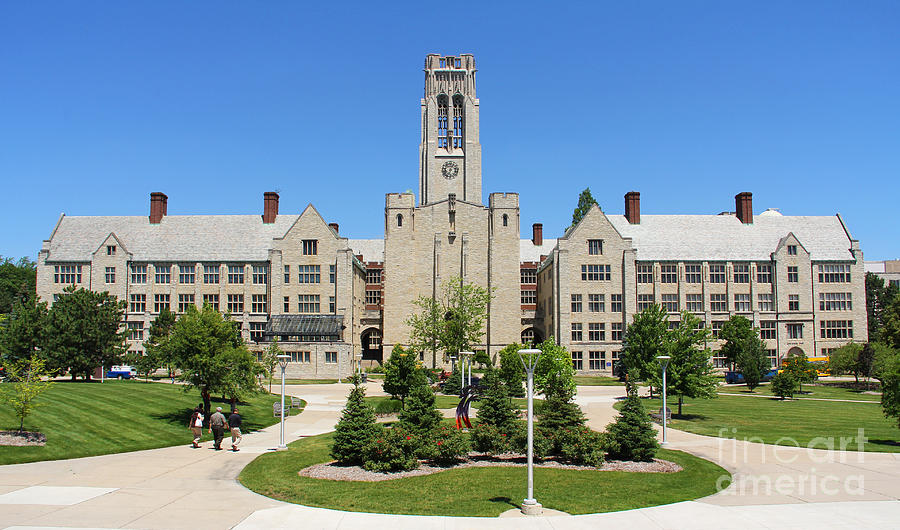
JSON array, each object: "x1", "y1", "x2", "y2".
[
  {"x1": 574, "y1": 376, "x2": 624, "y2": 386},
  {"x1": 238, "y1": 431, "x2": 729, "y2": 516},
  {"x1": 0, "y1": 380, "x2": 304, "y2": 465},
  {"x1": 719, "y1": 383, "x2": 881, "y2": 402},
  {"x1": 633, "y1": 391, "x2": 900, "y2": 452}
]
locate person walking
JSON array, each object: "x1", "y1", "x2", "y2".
[
  {"x1": 228, "y1": 408, "x2": 243, "y2": 451},
  {"x1": 188, "y1": 407, "x2": 204, "y2": 448},
  {"x1": 209, "y1": 407, "x2": 227, "y2": 450}
]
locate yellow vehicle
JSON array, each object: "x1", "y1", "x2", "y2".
[{"x1": 780, "y1": 356, "x2": 831, "y2": 376}]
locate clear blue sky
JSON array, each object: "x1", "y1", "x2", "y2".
[{"x1": 2, "y1": 1, "x2": 898, "y2": 261}]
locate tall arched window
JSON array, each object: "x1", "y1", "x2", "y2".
[
  {"x1": 437, "y1": 95, "x2": 449, "y2": 148},
  {"x1": 396, "y1": 214, "x2": 403, "y2": 227},
  {"x1": 502, "y1": 214, "x2": 508, "y2": 227},
  {"x1": 452, "y1": 95, "x2": 464, "y2": 149}
]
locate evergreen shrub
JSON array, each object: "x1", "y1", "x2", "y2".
[
  {"x1": 330, "y1": 378, "x2": 380, "y2": 466},
  {"x1": 602, "y1": 386, "x2": 659, "y2": 462}
]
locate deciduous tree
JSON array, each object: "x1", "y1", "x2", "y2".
[
  {"x1": 781, "y1": 354, "x2": 818, "y2": 394},
  {"x1": 663, "y1": 312, "x2": 718, "y2": 416},
  {"x1": 0, "y1": 256, "x2": 36, "y2": 314},
  {"x1": 0, "y1": 292, "x2": 48, "y2": 364},
  {"x1": 721, "y1": 316, "x2": 770, "y2": 391},
  {"x1": 621, "y1": 304, "x2": 669, "y2": 384},
  {"x1": 382, "y1": 345, "x2": 423, "y2": 405},
  {"x1": 0, "y1": 355, "x2": 54, "y2": 431}
]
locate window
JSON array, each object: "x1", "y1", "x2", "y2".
[
  {"x1": 325, "y1": 351, "x2": 338, "y2": 364},
  {"x1": 637, "y1": 264, "x2": 653, "y2": 283},
  {"x1": 685, "y1": 264, "x2": 701, "y2": 284},
  {"x1": 571, "y1": 351, "x2": 583, "y2": 370},
  {"x1": 127, "y1": 322, "x2": 143, "y2": 341},
  {"x1": 767, "y1": 349, "x2": 778, "y2": 368},
  {"x1": 760, "y1": 321, "x2": 776, "y2": 340},
  {"x1": 298, "y1": 294, "x2": 320, "y2": 313},
  {"x1": 637, "y1": 294, "x2": 654, "y2": 312},
  {"x1": 290, "y1": 351, "x2": 311, "y2": 363},
  {"x1": 204, "y1": 264, "x2": 220, "y2": 284},
  {"x1": 611, "y1": 322, "x2": 624, "y2": 341},
  {"x1": 789, "y1": 294, "x2": 799, "y2": 311},
  {"x1": 571, "y1": 323, "x2": 583, "y2": 341},
  {"x1": 249, "y1": 322, "x2": 266, "y2": 342},
  {"x1": 131, "y1": 264, "x2": 147, "y2": 284},
  {"x1": 787, "y1": 323, "x2": 803, "y2": 339},
  {"x1": 734, "y1": 294, "x2": 751, "y2": 312},
  {"x1": 502, "y1": 214, "x2": 508, "y2": 227},
  {"x1": 891, "y1": 279, "x2": 900, "y2": 288},
  {"x1": 820, "y1": 292, "x2": 852, "y2": 311},
  {"x1": 521, "y1": 329, "x2": 535, "y2": 344},
  {"x1": 302, "y1": 239, "x2": 318, "y2": 255},
  {"x1": 251, "y1": 294, "x2": 267, "y2": 314},
  {"x1": 451, "y1": 94, "x2": 464, "y2": 148},
  {"x1": 368, "y1": 331, "x2": 382, "y2": 349},
  {"x1": 521, "y1": 290, "x2": 536, "y2": 305},
  {"x1": 581, "y1": 264, "x2": 611, "y2": 281},
  {"x1": 329, "y1": 296, "x2": 336, "y2": 313},
  {"x1": 298, "y1": 265, "x2": 321, "y2": 283},
  {"x1": 660, "y1": 294, "x2": 679, "y2": 312},
  {"x1": 228, "y1": 265, "x2": 245, "y2": 284},
  {"x1": 788, "y1": 245, "x2": 798, "y2": 255},
  {"x1": 588, "y1": 323, "x2": 605, "y2": 341},
  {"x1": 203, "y1": 294, "x2": 219, "y2": 311},
  {"x1": 105, "y1": 267, "x2": 116, "y2": 284},
  {"x1": 284, "y1": 265, "x2": 290, "y2": 284},
  {"x1": 709, "y1": 264, "x2": 726, "y2": 283},
  {"x1": 252, "y1": 265, "x2": 268, "y2": 285},
  {"x1": 107, "y1": 245, "x2": 116, "y2": 256},
  {"x1": 283, "y1": 296, "x2": 290, "y2": 312},
  {"x1": 818, "y1": 264, "x2": 851, "y2": 283},
  {"x1": 589, "y1": 351, "x2": 602, "y2": 370},
  {"x1": 54, "y1": 264, "x2": 83, "y2": 284},
  {"x1": 686, "y1": 294, "x2": 703, "y2": 312},
  {"x1": 130, "y1": 294, "x2": 146, "y2": 313},
  {"x1": 367, "y1": 290, "x2": 383, "y2": 305},
  {"x1": 521, "y1": 269, "x2": 537, "y2": 284},
  {"x1": 367, "y1": 269, "x2": 382, "y2": 284},
  {"x1": 733, "y1": 264, "x2": 750, "y2": 284},
  {"x1": 571, "y1": 294, "x2": 582, "y2": 313},
  {"x1": 757, "y1": 264, "x2": 772, "y2": 283},
  {"x1": 154, "y1": 294, "x2": 170, "y2": 313},
  {"x1": 588, "y1": 239, "x2": 603, "y2": 255},
  {"x1": 787, "y1": 266, "x2": 798, "y2": 283},
  {"x1": 154, "y1": 264, "x2": 171, "y2": 284},
  {"x1": 179, "y1": 265, "x2": 195, "y2": 284},
  {"x1": 611, "y1": 294, "x2": 622, "y2": 313},
  {"x1": 588, "y1": 294, "x2": 604, "y2": 312},
  {"x1": 660, "y1": 264, "x2": 677, "y2": 283},
  {"x1": 821, "y1": 320, "x2": 853, "y2": 339},
  {"x1": 178, "y1": 294, "x2": 194, "y2": 313},
  {"x1": 711, "y1": 321, "x2": 724, "y2": 339},
  {"x1": 710, "y1": 294, "x2": 727, "y2": 312},
  {"x1": 758, "y1": 293, "x2": 774, "y2": 312},
  {"x1": 227, "y1": 294, "x2": 244, "y2": 314},
  {"x1": 329, "y1": 264, "x2": 336, "y2": 284},
  {"x1": 397, "y1": 214, "x2": 403, "y2": 227}
]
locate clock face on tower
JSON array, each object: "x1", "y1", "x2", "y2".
[{"x1": 441, "y1": 160, "x2": 459, "y2": 180}]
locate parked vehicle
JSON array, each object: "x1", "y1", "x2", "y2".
[
  {"x1": 724, "y1": 368, "x2": 778, "y2": 384},
  {"x1": 106, "y1": 365, "x2": 136, "y2": 380}
]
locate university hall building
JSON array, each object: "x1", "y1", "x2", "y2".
[{"x1": 36, "y1": 53, "x2": 868, "y2": 378}]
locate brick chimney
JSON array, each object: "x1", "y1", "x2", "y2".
[
  {"x1": 149, "y1": 192, "x2": 167, "y2": 224},
  {"x1": 328, "y1": 223, "x2": 339, "y2": 235},
  {"x1": 624, "y1": 191, "x2": 640, "y2": 224},
  {"x1": 735, "y1": 192, "x2": 753, "y2": 224},
  {"x1": 532, "y1": 223, "x2": 543, "y2": 246},
  {"x1": 263, "y1": 192, "x2": 279, "y2": 224}
]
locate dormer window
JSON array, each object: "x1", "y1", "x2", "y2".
[
  {"x1": 787, "y1": 245, "x2": 798, "y2": 255},
  {"x1": 107, "y1": 245, "x2": 116, "y2": 256}
]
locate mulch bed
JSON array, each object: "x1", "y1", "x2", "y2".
[
  {"x1": 300, "y1": 453, "x2": 681, "y2": 482},
  {"x1": 0, "y1": 431, "x2": 46, "y2": 447}
]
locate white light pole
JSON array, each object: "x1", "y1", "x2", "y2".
[
  {"x1": 518, "y1": 348, "x2": 543, "y2": 516},
  {"x1": 461, "y1": 351, "x2": 474, "y2": 387},
  {"x1": 277, "y1": 354, "x2": 290, "y2": 450},
  {"x1": 656, "y1": 355, "x2": 671, "y2": 445}
]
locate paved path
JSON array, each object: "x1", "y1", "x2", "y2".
[{"x1": 1, "y1": 382, "x2": 900, "y2": 529}]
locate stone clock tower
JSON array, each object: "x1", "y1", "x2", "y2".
[{"x1": 419, "y1": 53, "x2": 482, "y2": 206}]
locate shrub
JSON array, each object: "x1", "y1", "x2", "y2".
[
  {"x1": 398, "y1": 382, "x2": 443, "y2": 436},
  {"x1": 363, "y1": 425, "x2": 420, "y2": 472},
  {"x1": 383, "y1": 345, "x2": 425, "y2": 404},
  {"x1": 330, "y1": 378, "x2": 380, "y2": 466},
  {"x1": 373, "y1": 399, "x2": 403, "y2": 415},
  {"x1": 428, "y1": 425, "x2": 471, "y2": 466},
  {"x1": 474, "y1": 350, "x2": 492, "y2": 368},
  {"x1": 471, "y1": 421, "x2": 513, "y2": 455},
  {"x1": 771, "y1": 372, "x2": 798, "y2": 400},
  {"x1": 497, "y1": 343, "x2": 526, "y2": 397},
  {"x1": 367, "y1": 365, "x2": 385, "y2": 374},
  {"x1": 558, "y1": 427, "x2": 604, "y2": 468},
  {"x1": 442, "y1": 361, "x2": 463, "y2": 395},
  {"x1": 602, "y1": 386, "x2": 659, "y2": 462},
  {"x1": 475, "y1": 368, "x2": 521, "y2": 433},
  {"x1": 536, "y1": 389, "x2": 587, "y2": 456},
  {"x1": 510, "y1": 421, "x2": 551, "y2": 459}
]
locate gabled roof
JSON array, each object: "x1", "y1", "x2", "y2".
[
  {"x1": 520, "y1": 239, "x2": 557, "y2": 262},
  {"x1": 349, "y1": 239, "x2": 385, "y2": 262}
]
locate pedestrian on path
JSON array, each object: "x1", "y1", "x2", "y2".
[
  {"x1": 228, "y1": 408, "x2": 242, "y2": 451},
  {"x1": 189, "y1": 407, "x2": 204, "y2": 448},
  {"x1": 209, "y1": 407, "x2": 227, "y2": 450}
]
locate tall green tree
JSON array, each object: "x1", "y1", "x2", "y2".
[
  {"x1": 0, "y1": 292, "x2": 48, "y2": 364},
  {"x1": 260, "y1": 338, "x2": 282, "y2": 391},
  {"x1": 144, "y1": 307, "x2": 176, "y2": 378},
  {"x1": 721, "y1": 315, "x2": 770, "y2": 390},
  {"x1": 406, "y1": 296, "x2": 443, "y2": 369},
  {"x1": 867, "y1": 272, "x2": 899, "y2": 343},
  {"x1": 620, "y1": 304, "x2": 669, "y2": 384},
  {"x1": 382, "y1": 345, "x2": 423, "y2": 405},
  {"x1": 876, "y1": 347, "x2": 900, "y2": 430},
  {"x1": 439, "y1": 276, "x2": 492, "y2": 359},
  {"x1": 781, "y1": 354, "x2": 818, "y2": 394},
  {"x1": 0, "y1": 256, "x2": 37, "y2": 314},
  {"x1": 533, "y1": 338, "x2": 576, "y2": 400},
  {"x1": 828, "y1": 342, "x2": 865, "y2": 384},
  {"x1": 663, "y1": 312, "x2": 718, "y2": 415},
  {"x1": 497, "y1": 342, "x2": 526, "y2": 397},
  {"x1": 882, "y1": 296, "x2": 900, "y2": 351},
  {"x1": 570, "y1": 188, "x2": 599, "y2": 229},
  {"x1": 45, "y1": 286, "x2": 126, "y2": 380}
]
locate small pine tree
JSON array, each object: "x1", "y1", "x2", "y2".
[
  {"x1": 536, "y1": 385, "x2": 587, "y2": 456},
  {"x1": 398, "y1": 381, "x2": 443, "y2": 436},
  {"x1": 771, "y1": 372, "x2": 797, "y2": 400},
  {"x1": 330, "y1": 377, "x2": 380, "y2": 466},
  {"x1": 602, "y1": 384, "x2": 659, "y2": 462},
  {"x1": 475, "y1": 368, "x2": 520, "y2": 433},
  {"x1": 442, "y1": 361, "x2": 463, "y2": 396}
]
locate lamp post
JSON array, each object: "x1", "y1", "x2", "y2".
[
  {"x1": 517, "y1": 348, "x2": 543, "y2": 516},
  {"x1": 656, "y1": 355, "x2": 671, "y2": 445},
  {"x1": 277, "y1": 354, "x2": 290, "y2": 450},
  {"x1": 461, "y1": 351, "x2": 474, "y2": 387}
]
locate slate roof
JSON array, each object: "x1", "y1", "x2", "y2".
[
  {"x1": 605, "y1": 214, "x2": 854, "y2": 262},
  {"x1": 265, "y1": 314, "x2": 344, "y2": 338},
  {"x1": 520, "y1": 239, "x2": 558, "y2": 262},
  {"x1": 349, "y1": 239, "x2": 385, "y2": 262}
]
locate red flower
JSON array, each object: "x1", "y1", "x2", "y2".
[
  {"x1": 406, "y1": 436, "x2": 411, "y2": 440},
  {"x1": 501, "y1": 433, "x2": 506, "y2": 437},
  {"x1": 437, "y1": 441, "x2": 443, "y2": 446}
]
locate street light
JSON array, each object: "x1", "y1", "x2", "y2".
[
  {"x1": 517, "y1": 348, "x2": 542, "y2": 516},
  {"x1": 656, "y1": 355, "x2": 671, "y2": 445},
  {"x1": 277, "y1": 354, "x2": 291, "y2": 450},
  {"x1": 461, "y1": 351, "x2": 474, "y2": 387}
]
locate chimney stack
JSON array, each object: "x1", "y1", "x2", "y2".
[
  {"x1": 735, "y1": 192, "x2": 753, "y2": 224},
  {"x1": 624, "y1": 191, "x2": 640, "y2": 224},
  {"x1": 328, "y1": 223, "x2": 339, "y2": 235},
  {"x1": 149, "y1": 192, "x2": 168, "y2": 224},
  {"x1": 532, "y1": 223, "x2": 543, "y2": 246},
  {"x1": 263, "y1": 192, "x2": 279, "y2": 224}
]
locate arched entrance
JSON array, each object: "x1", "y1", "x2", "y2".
[
  {"x1": 787, "y1": 346, "x2": 805, "y2": 358},
  {"x1": 521, "y1": 328, "x2": 543, "y2": 346},
  {"x1": 361, "y1": 328, "x2": 383, "y2": 362}
]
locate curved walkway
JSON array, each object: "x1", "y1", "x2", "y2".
[{"x1": 1, "y1": 382, "x2": 899, "y2": 529}]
